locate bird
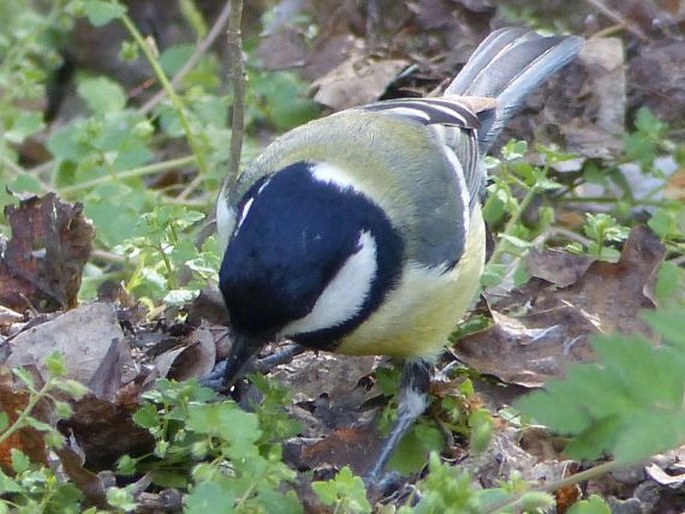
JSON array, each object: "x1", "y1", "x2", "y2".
[{"x1": 214, "y1": 27, "x2": 583, "y2": 480}]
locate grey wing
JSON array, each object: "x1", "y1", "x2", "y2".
[
  {"x1": 361, "y1": 97, "x2": 484, "y2": 212},
  {"x1": 359, "y1": 97, "x2": 484, "y2": 269}
]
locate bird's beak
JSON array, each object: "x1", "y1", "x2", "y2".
[{"x1": 223, "y1": 332, "x2": 263, "y2": 389}]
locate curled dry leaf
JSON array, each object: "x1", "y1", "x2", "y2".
[
  {"x1": 310, "y1": 51, "x2": 409, "y2": 110},
  {"x1": 6, "y1": 302, "x2": 135, "y2": 386},
  {"x1": 566, "y1": 37, "x2": 626, "y2": 159},
  {"x1": 53, "y1": 446, "x2": 109, "y2": 509},
  {"x1": 628, "y1": 39, "x2": 685, "y2": 126},
  {"x1": 60, "y1": 395, "x2": 154, "y2": 470},
  {"x1": 0, "y1": 193, "x2": 94, "y2": 313},
  {"x1": 456, "y1": 226, "x2": 666, "y2": 386},
  {"x1": 153, "y1": 322, "x2": 216, "y2": 381}
]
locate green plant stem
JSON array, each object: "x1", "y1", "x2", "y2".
[
  {"x1": 57, "y1": 155, "x2": 195, "y2": 195},
  {"x1": 482, "y1": 459, "x2": 631, "y2": 514},
  {"x1": 140, "y1": 0, "x2": 233, "y2": 115},
  {"x1": 0, "y1": 381, "x2": 52, "y2": 447},
  {"x1": 118, "y1": 7, "x2": 209, "y2": 178},
  {"x1": 488, "y1": 184, "x2": 539, "y2": 265}
]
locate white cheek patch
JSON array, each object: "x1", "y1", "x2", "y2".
[
  {"x1": 309, "y1": 162, "x2": 362, "y2": 192},
  {"x1": 216, "y1": 197, "x2": 236, "y2": 254},
  {"x1": 282, "y1": 230, "x2": 378, "y2": 337}
]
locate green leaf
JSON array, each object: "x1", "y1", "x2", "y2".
[
  {"x1": 159, "y1": 44, "x2": 194, "y2": 76},
  {"x1": 648, "y1": 208, "x2": 676, "y2": 239},
  {"x1": 653, "y1": 261, "x2": 685, "y2": 306},
  {"x1": 47, "y1": 124, "x2": 90, "y2": 161},
  {"x1": 501, "y1": 139, "x2": 528, "y2": 161},
  {"x1": 517, "y1": 491, "x2": 555, "y2": 512},
  {"x1": 10, "y1": 449, "x2": 30, "y2": 474},
  {"x1": 116, "y1": 455, "x2": 137, "y2": 475},
  {"x1": 642, "y1": 309, "x2": 685, "y2": 349},
  {"x1": 516, "y1": 331, "x2": 685, "y2": 463},
  {"x1": 312, "y1": 467, "x2": 371, "y2": 514},
  {"x1": 186, "y1": 403, "x2": 262, "y2": 457},
  {"x1": 45, "y1": 351, "x2": 68, "y2": 377},
  {"x1": 5, "y1": 111, "x2": 44, "y2": 143},
  {"x1": 0, "y1": 468, "x2": 24, "y2": 494},
  {"x1": 388, "y1": 422, "x2": 443, "y2": 475},
  {"x1": 567, "y1": 495, "x2": 611, "y2": 514},
  {"x1": 185, "y1": 482, "x2": 235, "y2": 514},
  {"x1": 133, "y1": 404, "x2": 159, "y2": 429},
  {"x1": 83, "y1": 0, "x2": 126, "y2": 27},
  {"x1": 53, "y1": 379, "x2": 89, "y2": 399},
  {"x1": 8, "y1": 173, "x2": 43, "y2": 195},
  {"x1": 468, "y1": 409, "x2": 494, "y2": 454},
  {"x1": 77, "y1": 76, "x2": 127, "y2": 114}
]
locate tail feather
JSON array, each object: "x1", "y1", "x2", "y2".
[{"x1": 445, "y1": 28, "x2": 583, "y2": 152}]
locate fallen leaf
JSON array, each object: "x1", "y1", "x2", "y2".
[
  {"x1": 526, "y1": 249, "x2": 594, "y2": 288},
  {"x1": 54, "y1": 446, "x2": 109, "y2": 508},
  {"x1": 153, "y1": 322, "x2": 216, "y2": 381},
  {"x1": 310, "y1": 52, "x2": 409, "y2": 110},
  {"x1": 456, "y1": 226, "x2": 665, "y2": 386},
  {"x1": 0, "y1": 193, "x2": 94, "y2": 313},
  {"x1": 298, "y1": 427, "x2": 382, "y2": 475},
  {"x1": 628, "y1": 39, "x2": 685, "y2": 126},
  {"x1": 6, "y1": 302, "x2": 135, "y2": 386},
  {"x1": 60, "y1": 395, "x2": 154, "y2": 470},
  {"x1": 0, "y1": 366, "x2": 48, "y2": 471},
  {"x1": 566, "y1": 37, "x2": 625, "y2": 159}
]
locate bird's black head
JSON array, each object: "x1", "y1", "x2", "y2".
[{"x1": 219, "y1": 161, "x2": 404, "y2": 351}]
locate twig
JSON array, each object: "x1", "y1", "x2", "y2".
[
  {"x1": 584, "y1": 0, "x2": 649, "y2": 41},
  {"x1": 227, "y1": 0, "x2": 246, "y2": 185},
  {"x1": 482, "y1": 459, "x2": 633, "y2": 514},
  {"x1": 139, "y1": 1, "x2": 234, "y2": 115},
  {"x1": 118, "y1": 8, "x2": 209, "y2": 179},
  {"x1": 57, "y1": 155, "x2": 195, "y2": 195}
]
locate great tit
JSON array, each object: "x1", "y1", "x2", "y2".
[{"x1": 215, "y1": 27, "x2": 582, "y2": 479}]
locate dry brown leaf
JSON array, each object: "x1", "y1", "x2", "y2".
[
  {"x1": 153, "y1": 322, "x2": 216, "y2": 381},
  {"x1": 0, "y1": 193, "x2": 94, "y2": 313},
  {"x1": 456, "y1": 226, "x2": 665, "y2": 386},
  {"x1": 61, "y1": 395, "x2": 153, "y2": 470},
  {"x1": 6, "y1": 303, "x2": 135, "y2": 386},
  {"x1": 54, "y1": 446, "x2": 109, "y2": 509},
  {"x1": 299, "y1": 427, "x2": 382, "y2": 475},
  {"x1": 628, "y1": 39, "x2": 685, "y2": 126},
  {"x1": 526, "y1": 249, "x2": 595, "y2": 288},
  {"x1": 310, "y1": 53, "x2": 409, "y2": 110},
  {"x1": 0, "y1": 366, "x2": 48, "y2": 472},
  {"x1": 565, "y1": 37, "x2": 625, "y2": 159}
]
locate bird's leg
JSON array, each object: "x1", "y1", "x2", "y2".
[{"x1": 366, "y1": 358, "x2": 431, "y2": 482}]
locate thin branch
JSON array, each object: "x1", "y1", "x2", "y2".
[
  {"x1": 584, "y1": 0, "x2": 649, "y2": 41},
  {"x1": 57, "y1": 155, "x2": 195, "y2": 195},
  {"x1": 139, "y1": 1, "x2": 234, "y2": 115},
  {"x1": 227, "y1": 0, "x2": 246, "y2": 185},
  {"x1": 482, "y1": 459, "x2": 633, "y2": 514},
  {"x1": 118, "y1": 8, "x2": 209, "y2": 178}
]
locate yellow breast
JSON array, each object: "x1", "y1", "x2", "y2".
[{"x1": 335, "y1": 206, "x2": 486, "y2": 359}]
